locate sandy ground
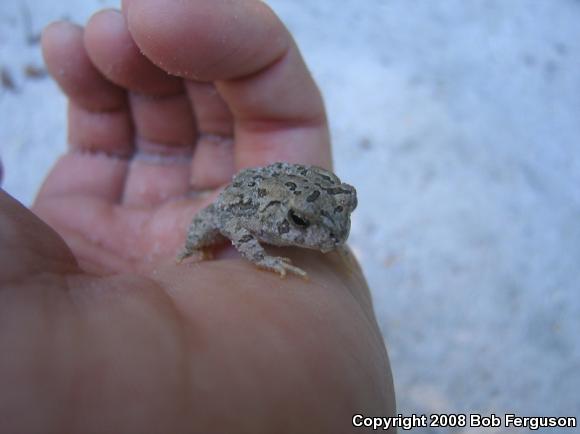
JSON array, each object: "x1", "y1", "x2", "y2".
[{"x1": 1, "y1": 0, "x2": 579, "y2": 432}]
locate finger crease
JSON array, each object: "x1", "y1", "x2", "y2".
[
  {"x1": 68, "y1": 148, "x2": 133, "y2": 160},
  {"x1": 197, "y1": 133, "x2": 234, "y2": 145},
  {"x1": 133, "y1": 149, "x2": 193, "y2": 166}
]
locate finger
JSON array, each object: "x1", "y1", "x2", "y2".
[
  {"x1": 122, "y1": 156, "x2": 193, "y2": 207},
  {"x1": 190, "y1": 134, "x2": 235, "y2": 190},
  {"x1": 36, "y1": 152, "x2": 129, "y2": 203},
  {"x1": 123, "y1": 0, "x2": 332, "y2": 170},
  {"x1": 84, "y1": 9, "x2": 197, "y2": 206},
  {"x1": 41, "y1": 21, "x2": 132, "y2": 202},
  {"x1": 122, "y1": 93, "x2": 196, "y2": 206},
  {"x1": 185, "y1": 82, "x2": 233, "y2": 137},
  {"x1": 0, "y1": 190, "x2": 78, "y2": 283},
  {"x1": 186, "y1": 81, "x2": 235, "y2": 189},
  {"x1": 67, "y1": 102, "x2": 133, "y2": 157},
  {"x1": 42, "y1": 21, "x2": 125, "y2": 111},
  {"x1": 84, "y1": 9, "x2": 183, "y2": 95}
]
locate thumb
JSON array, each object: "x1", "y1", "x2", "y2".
[{"x1": 0, "y1": 190, "x2": 78, "y2": 283}]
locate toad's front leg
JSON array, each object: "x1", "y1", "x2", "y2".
[
  {"x1": 222, "y1": 227, "x2": 308, "y2": 279},
  {"x1": 177, "y1": 204, "x2": 224, "y2": 263}
]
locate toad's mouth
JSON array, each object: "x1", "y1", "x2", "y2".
[
  {"x1": 299, "y1": 239, "x2": 339, "y2": 253},
  {"x1": 320, "y1": 234, "x2": 343, "y2": 253}
]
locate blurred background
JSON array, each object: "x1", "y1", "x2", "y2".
[{"x1": 1, "y1": 0, "x2": 579, "y2": 432}]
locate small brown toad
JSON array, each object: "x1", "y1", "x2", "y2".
[{"x1": 177, "y1": 162, "x2": 357, "y2": 278}]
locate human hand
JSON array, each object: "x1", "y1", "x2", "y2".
[
  {"x1": 0, "y1": 0, "x2": 395, "y2": 432},
  {"x1": 34, "y1": 0, "x2": 332, "y2": 273}
]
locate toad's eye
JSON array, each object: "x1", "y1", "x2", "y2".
[{"x1": 288, "y1": 210, "x2": 310, "y2": 228}]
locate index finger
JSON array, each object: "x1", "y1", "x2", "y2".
[{"x1": 122, "y1": 0, "x2": 331, "y2": 170}]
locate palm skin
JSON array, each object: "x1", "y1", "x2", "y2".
[{"x1": 0, "y1": 0, "x2": 395, "y2": 433}]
